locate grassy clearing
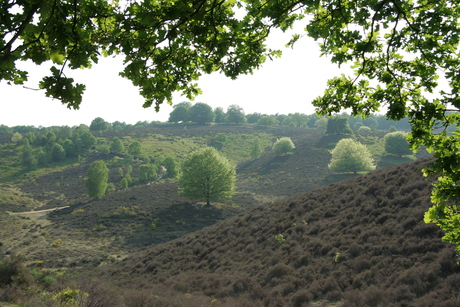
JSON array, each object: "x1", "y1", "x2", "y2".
[{"x1": 218, "y1": 132, "x2": 273, "y2": 164}]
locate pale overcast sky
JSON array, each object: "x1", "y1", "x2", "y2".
[{"x1": 1, "y1": 27, "x2": 349, "y2": 128}]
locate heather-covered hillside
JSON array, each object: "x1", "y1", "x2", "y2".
[{"x1": 89, "y1": 158, "x2": 460, "y2": 306}]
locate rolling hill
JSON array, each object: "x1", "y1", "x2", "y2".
[{"x1": 72, "y1": 158, "x2": 460, "y2": 307}]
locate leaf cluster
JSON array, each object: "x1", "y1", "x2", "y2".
[
  {"x1": 329, "y1": 138, "x2": 375, "y2": 174},
  {"x1": 179, "y1": 147, "x2": 236, "y2": 205}
]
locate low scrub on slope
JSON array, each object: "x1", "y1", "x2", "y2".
[{"x1": 80, "y1": 158, "x2": 460, "y2": 306}]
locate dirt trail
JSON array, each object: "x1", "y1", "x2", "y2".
[{"x1": 7, "y1": 206, "x2": 69, "y2": 215}]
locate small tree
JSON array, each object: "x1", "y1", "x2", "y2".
[
  {"x1": 24, "y1": 132, "x2": 36, "y2": 144},
  {"x1": 110, "y1": 137, "x2": 125, "y2": 154},
  {"x1": 226, "y1": 104, "x2": 246, "y2": 124},
  {"x1": 80, "y1": 132, "x2": 97, "y2": 151},
  {"x1": 179, "y1": 147, "x2": 236, "y2": 205},
  {"x1": 86, "y1": 160, "x2": 109, "y2": 199},
  {"x1": 168, "y1": 101, "x2": 191, "y2": 123},
  {"x1": 273, "y1": 137, "x2": 295, "y2": 155},
  {"x1": 45, "y1": 132, "x2": 57, "y2": 145},
  {"x1": 257, "y1": 116, "x2": 278, "y2": 127},
  {"x1": 128, "y1": 141, "x2": 143, "y2": 157},
  {"x1": 97, "y1": 144, "x2": 110, "y2": 154},
  {"x1": 246, "y1": 112, "x2": 262, "y2": 124},
  {"x1": 326, "y1": 116, "x2": 353, "y2": 135},
  {"x1": 62, "y1": 139, "x2": 76, "y2": 157},
  {"x1": 36, "y1": 147, "x2": 48, "y2": 165},
  {"x1": 11, "y1": 132, "x2": 23, "y2": 143},
  {"x1": 288, "y1": 113, "x2": 309, "y2": 127},
  {"x1": 89, "y1": 117, "x2": 110, "y2": 131},
  {"x1": 357, "y1": 126, "x2": 371, "y2": 134},
  {"x1": 328, "y1": 138, "x2": 375, "y2": 174},
  {"x1": 315, "y1": 117, "x2": 328, "y2": 130},
  {"x1": 210, "y1": 133, "x2": 227, "y2": 150},
  {"x1": 214, "y1": 107, "x2": 226, "y2": 123},
  {"x1": 120, "y1": 177, "x2": 129, "y2": 189},
  {"x1": 20, "y1": 139, "x2": 37, "y2": 170},
  {"x1": 162, "y1": 156, "x2": 180, "y2": 178},
  {"x1": 124, "y1": 174, "x2": 133, "y2": 187},
  {"x1": 50, "y1": 144, "x2": 66, "y2": 162},
  {"x1": 250, "y1": 137, "x2": 263, "y2": 160},
  {"x1": 189, "y1": 102, "x2": 215, "y2": 124},
  {"x1": 138, "y1": 164, "x2": 158, "y2": 183},
  {"x1": 384, "y1": 131, "x2": 412, "y2": 157}
]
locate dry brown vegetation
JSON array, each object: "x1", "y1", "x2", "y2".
[{"x1": 80, "y1": 158, "x2": 459, "y2": 306}]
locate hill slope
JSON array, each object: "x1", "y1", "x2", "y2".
[{"x1": 89, "y1": 158, "x2": 460, "y2": 306}]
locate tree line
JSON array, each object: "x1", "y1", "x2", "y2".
[
  {"x1": 0, "y1": 109, "x2": 414, "y2": 139},
  {"x1": 167, "y1": 102, "x2": 415, "y2": 132}
]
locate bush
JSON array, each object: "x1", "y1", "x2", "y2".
[
  {"x1": 53, "y1": 287, "x2": 88, "y2": 305},
  {"x1": 328, "y1": 138, "x2": 375, "y2": 174},
  {"x1": 384, "y1": 131, "x2": 412, "y2": 157},
  {"x1": 0, "y1": 256, "x2": 32, "y2": 286},
  {"x1": 273, "y1": 137, "x2": 295, "y2": 155}
]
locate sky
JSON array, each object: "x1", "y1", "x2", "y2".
[{"x1": 1, "y1": 27, "x2": 350, "y2": 128}]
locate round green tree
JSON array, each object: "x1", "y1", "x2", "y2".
[
  {"x1": 128, "y1": 141, "x2": 143, "y2": 157},
  {"x1": 179, "y1": 147, "x2": 236, "y2": 205},
  {"x1": 80, "y1": 132, "x2": 97, "y2": 151},
  {"x1": 50, "y1": 144, "x2": 66, "y2": 162},
  {"x1": 110, "y1": 137, "x2": 125, "y2": 154},
  {"x1": 384, "y1": 131, "x2": 412, "y2": 157},
  {"x1": 138, "y1": 164, "x2": 158, "y2": 183},
  {"x1": 89, "y1": 117, "x2": 110, "y2": 131},
  {"x1": 168, "y1": 102, "x2": 191, "y2": 123},
  {"x1": 162, "y1": 156, "x2": 180, "y2": 179},
  {"x1": 226, "y1": 104, "x2": 246, "y2": 124},
  {"x1": 86, "y1": 160, "x2": 109, "y2": 199},
  {"x1": 214, "y1": 107, "x2": 226, "y2": 123},
  {"x1": 328, "y1": 138, "x2": 375, "y2": 174},
  {"x1": 189, "y1": 102, "x2": 215, "y2": 124},
  {"x1": 326, "y1": 116, "x2": 353, "y2": 135},
  {"x1": 273, "y1": 137, "x2": 295, "y2": 155}
]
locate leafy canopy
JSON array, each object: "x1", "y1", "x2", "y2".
[
  {"x1": 179, "y1": 147, "x2": 236, "y2": 205},
  {"x1": 189, "y1": 102, "x2": 215, "y2": 124},
  {"x1": 384, "y1": 131, "x2": 412, "y2": 157},
  {"x1": 1, "y1": 0, "x2": 278, "y2": 110},
  {"x1": 328, "y1": 138, "x2": 375, "y2": 174},
  {"x1": 86, "y1": 160, "x2": 109, "y2": 199},
  {"x1": 326, "y1": 116, "x2": 353, "y2": 135},
  {"x1": 273, "y1": 137, "x2": 295, "y2": 155}
]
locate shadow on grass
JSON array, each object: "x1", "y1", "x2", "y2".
[
  {"x1": 122, "y1": 203, "x2": 224, "y2": 248},
  {"x1": 378, "y1": 155, "x2": 415, "y2": 168},
  {"x1": 323, "y1": 173, "x2": 362, "y2": 184}
]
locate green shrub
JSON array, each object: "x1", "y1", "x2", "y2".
[
  {"x1": 273, "y1": 137, "x2": 295, "y2": 155},
  {"x1": 53, "y1": 287, "x2": 88, "y2": 306},
  {"x1": 31, "y1": 268, "x2": 57, "y2": 287}
]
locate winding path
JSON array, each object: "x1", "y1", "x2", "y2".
[{"x1": 7, "y1": 206, "x2": 70, "y2": 215}]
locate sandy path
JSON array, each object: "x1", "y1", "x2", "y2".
[{"x1": 7, "y1": 206, "x2": 70, "y2": 215}]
